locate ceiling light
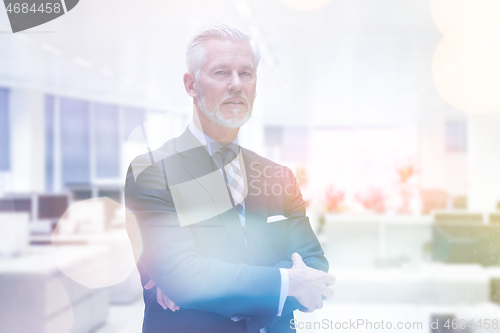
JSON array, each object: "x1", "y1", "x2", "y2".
[
  {"x1": 234, "y1": 0, "x2": 253, "y2": 18},
  {"x1": 73, "y1": 57, "x2": 93, "y2": 69},
  {"x1": 42, "y1": 43, "x2": 63, "y2": 56},
  {"x1": 279, "y1": 0, "x2": 332, "y2": 11}
]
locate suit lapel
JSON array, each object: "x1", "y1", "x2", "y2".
[
  {"x1": 175, "y1": 128, "x2": 214, "y2": 180},
  {"x1": 241, "y1": 148, "x2": 269, "y2": 263}
]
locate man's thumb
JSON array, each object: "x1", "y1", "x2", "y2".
[
  {"x1": 144, "y1": 279, "x2": 156, "y2": 290},
  {"x1": 291, "y1": 252, "x2": 303, "y2": 267}
]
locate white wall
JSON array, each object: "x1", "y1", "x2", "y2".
[
  {"x1": 9, "y1": 88, "x2": 45, "y2": 193},
  {"x1": 468, "y1": 112, "x2": 500, "y2": 211},
  {"x1": 419, "y1": 96, "x2": 468, "y2": 196}
]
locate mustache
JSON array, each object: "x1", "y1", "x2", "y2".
[{"x1": 220, "y1": 94, "x2": 249, "y2": 106}]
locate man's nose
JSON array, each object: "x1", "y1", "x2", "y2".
[{"x1": 227, "y1": 71, "x2": 242, "y2": 91}]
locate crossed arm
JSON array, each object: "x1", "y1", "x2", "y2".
[
  {"x1": 146, "y1": 252, "x2": 334, "y2": 315},
  {"x1": 127, "y1": 163, "x2": 335, "y2": 325}
]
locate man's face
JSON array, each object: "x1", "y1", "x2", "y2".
[{"x1": 195, "y1": 38, "x2": 257, "y2": 129}]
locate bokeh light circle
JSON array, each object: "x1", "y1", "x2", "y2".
[
  {"x1": 432, "y1": 37, "x2": 470, "y2": 112},
  {"x1": 52, "y1": 198, "x2": 142, "y2": 288},
  {"x1": 431, "y1": 0, "x2": 500, "y2": 113},
  {"x1": 431, "y1": 0, "x2": 500, "y2": 45}
]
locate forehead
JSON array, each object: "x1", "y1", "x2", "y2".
[{"x1": 202, "y1": 39, "x2": 255, "y2": 69}]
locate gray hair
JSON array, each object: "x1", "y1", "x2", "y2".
[{"x1": 186, "y1": 23, "x2": 261, "y2": 76}]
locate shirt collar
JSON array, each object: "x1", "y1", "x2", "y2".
[{"x1": 189, "y1": 119, "x2": 239, "y2": 157}]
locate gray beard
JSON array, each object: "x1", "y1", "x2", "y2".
[{"x1": 197, "y1": 91, "x2": 252, "y2": 129}]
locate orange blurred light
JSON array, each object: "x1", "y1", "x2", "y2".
[
  {"x1": 432, "y1": 37, "x2": 471, "y2": 112},
  {"x1": 431, "y1": 0, "x2": 500, "y2": 113},
  {"x1": 467, "y1": 36, "x2": 500, "y2": 110},
  {"x1": 431, "y1": 0, "x2": 500, "y2": 45}
]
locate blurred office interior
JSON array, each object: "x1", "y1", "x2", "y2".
[{"x1": 1, "y1": 0, "x2": 500, "y2": 332}]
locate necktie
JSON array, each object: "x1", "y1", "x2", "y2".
[
  {"x1": 217, "y1": 147, "x2": 268, "y2": 333},
  {"x1": 216, "y1": 146, "x2": 246, "y2": 238}
]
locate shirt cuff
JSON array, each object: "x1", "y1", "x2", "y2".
[{"x1": 277, "y1": 268, "x2": 289, "y2": 316}]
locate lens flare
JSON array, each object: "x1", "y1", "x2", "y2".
[{"x1": 52, "y1": 198, "x2": 139, "y2": 288}]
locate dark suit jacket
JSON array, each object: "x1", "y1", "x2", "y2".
[{"x1": 125, "y1": 128, "x2": 329, "y2": 333}]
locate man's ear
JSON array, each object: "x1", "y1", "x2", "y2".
[
  {"x1": 184, "y1": 72, "x2": 197, "y2": 97},
  {"x1": 254, "y1": 75, "x2": 257, "y2": 98}
]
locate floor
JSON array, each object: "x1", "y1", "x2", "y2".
[
  {"x1": 94, "y1": 298, "x2": 144, "y2": 333},
  {"x1": 94, "y1": 299, "x2": 500, "y2": 333}
]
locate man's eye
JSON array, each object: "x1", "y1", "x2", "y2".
[
  {"x1": 241, "y1": 72, "x2": 251, "y2": 76},
  {"x1": 215, "y1": 71, "x2": 225, "y2": 74}
]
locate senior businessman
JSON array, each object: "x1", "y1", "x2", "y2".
[{"x1": 125, "y1": 23, "x2": 335, "y2": 333}]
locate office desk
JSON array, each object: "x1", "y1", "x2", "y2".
[
  {"x1": 0, "y1": 246, "x2": 109, "y2": 333},
  {"x1": 31, "y1": 229, "x2": 143, "y2": 304},
  {"x1": 330, "y1": 263, "x2": 490, "y2": 304},
  {"x1": 323, "y1": 214, "x2": 433, "y2": 267}
]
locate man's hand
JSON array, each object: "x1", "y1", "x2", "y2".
[
  {"x1": 144, "y1": 279, "x2": 180, "y2": 312},
  {"x1": 287, "y1": 253, "x2": 335, "y2": 313}
]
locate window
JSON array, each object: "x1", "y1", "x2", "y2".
[
  {"x1": 282, "y1": 127, "x2": 309, "y2": 162},
  {"x1": 264, "y1": 126, "x2": 309, "y2": 163},
  {"x1": 123, "y1": 107, "x2": 145, "y2": 141},
  {"x1": 44, "y1": 95, "x2": 148, "y2": 190},
  {"x1": 446, "y1": 121, "x2": 467, "y2": 152},
  {"x1": 0, "y1": 88, "x2": 10, "y2": 171},
  {"x1": 93, "y1": 103, "x2": 120, "y2": 178},
  {"x1": 264, "y1": 126, "x2": 283, "y2": 147},
  {"x1": 60, "y1": 97, "x2": 91, "y2": 186},
  {"x1": 45, "y1": 95, "x2": 55, "y2": 191}
]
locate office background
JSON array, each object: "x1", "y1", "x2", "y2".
[{"x1": 1, "y1": 0, "x2": 500, "y2": 332}]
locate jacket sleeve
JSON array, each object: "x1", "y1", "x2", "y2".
[
  {"x1": 125, "y1": 163, "x2": 281, "y2": 329},
  {"x1": 270, "y1": 167, "x2": 330, "y2": 322}
]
